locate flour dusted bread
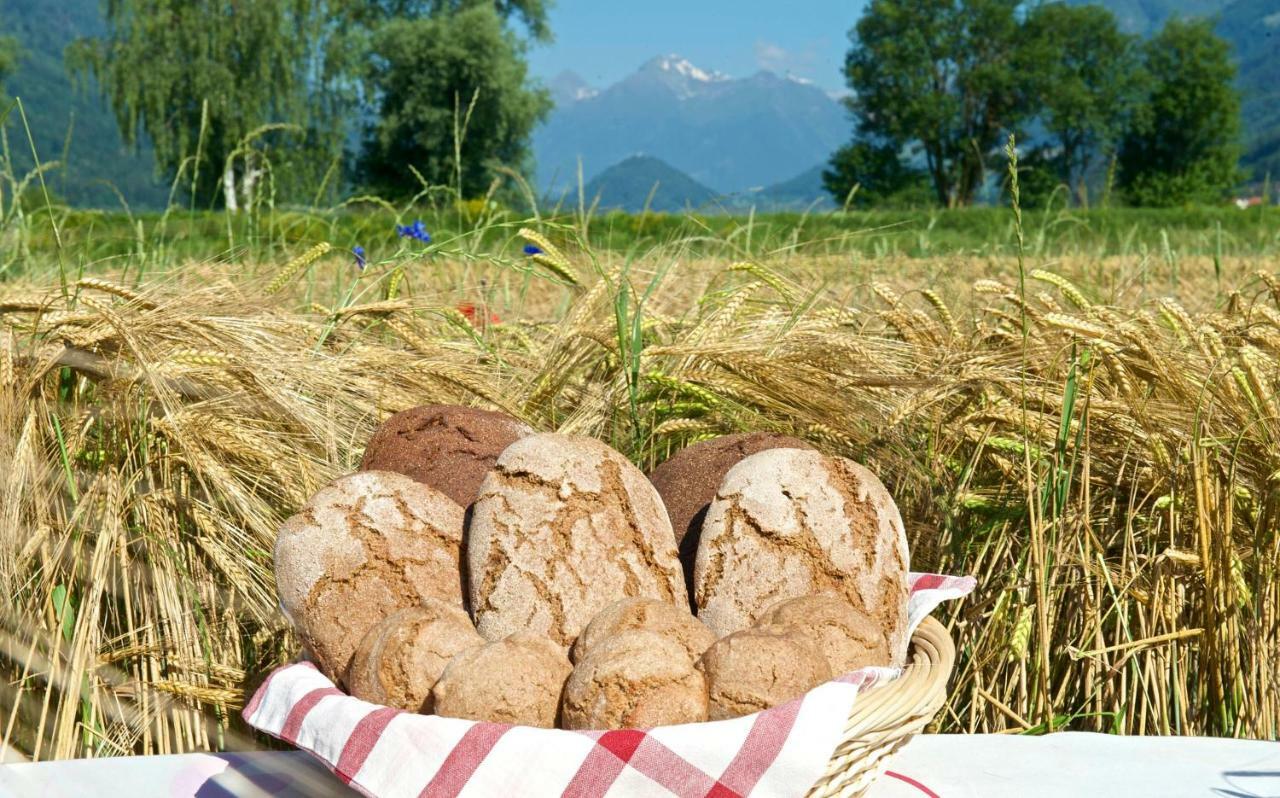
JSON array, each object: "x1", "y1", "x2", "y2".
[
  {"x1": 572, "y1": 597, "x2": 714, "y2": 665},
  {"x1": 562, "y1": 630, "x2": 708, "y2": 729},
  {"x1": 347, "y1": 600, "x2": 483, "y2": 712},
  {"x1": 757, "y1": 593, "x2": 896, "y2": 672},
  {"x1": 646, "y1": 432, "x2": 814, "y2": 597},
  {"x1": 359, "y1": 405, "x2": 533, "y2": 508},
  {"x1": 693, "y1": 448, "x2": 909, "y2": 658},
  {"x1": 273, "y1": 471, "x2": 466, "y2": 681},
  {"x1": 431, "y1": 633, "x2": 572, "y2": 727},
  {"x1": 467, "y1": 433, "x2": 687, "y2": 647},
  {"x1": 696, "y1": 626, "x2": 831, "y2": 720}
]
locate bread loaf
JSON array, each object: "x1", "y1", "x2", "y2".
[
  {"x1": 562, "y1": 630, "x2": 708, "y2": 729},
  {"x1": 468, "y1": 433, "x2": 686, "y2": 647},
  {"x1": 273, "y1": 471, "x2": 466, "y2": 682},
  {"x1": 572, "y1": 597, "x2": 714, "y2": 665},
  {"x1": 696, "y1": 626, "x2": 831, "y2": 720},
  {"x1": 430, "y1": 633, "x2": 572, "y2": 727},
  {"x1": 359, "y1": 405, "x2": 533, "y2": 508},
  {"x1": 693, "y1": 448, "x2": 909, "y2": 661},
  {"x1": 347, "y1": 600, "x2": 483, "y2": 712}
]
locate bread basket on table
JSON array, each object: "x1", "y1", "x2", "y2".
[{"x1": 243, "y1": 573, "x2": 971, "y2": 798}]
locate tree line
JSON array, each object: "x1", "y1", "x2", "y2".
[
  {"x1": 824, "y1": 0, "x2": 1245, "y2": 209},
  {"x1": 39, "y1": 0, "x2": 553, "y2": 210}
]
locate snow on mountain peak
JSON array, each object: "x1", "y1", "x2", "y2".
[{"x1": 647, "y1": 54, "x2": 729, "y2": 84}]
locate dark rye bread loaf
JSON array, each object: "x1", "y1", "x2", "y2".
[
  {"x1": 692, "y1": 448, "x2": 910, "y2": 663},
  {"x1": 273, "y1": 471, "x2": 466, "y2": 683},
  {"x1": 359, "y1": 405, "x2": 533, "y2": 508},
  {"x1": 646, "y1": 433, "x2": 813, "y2": 606},
  {"x1": 467, "y1": 433, "x2": 687, "y2": 648}
]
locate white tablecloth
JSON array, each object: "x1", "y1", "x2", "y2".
[{"x1": 1, "y1": 732, "x2": 1277, "y2": 797}]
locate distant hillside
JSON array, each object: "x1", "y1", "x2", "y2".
[
  {"x1": 579, "y1": 155, "x2": 719, "y2": 213},
  {"x1": 0, "y1": 0, "x2": 166, "y2": 208},
  {"x1": 1068, "y1": 0, "x2": 1232, "y2": 33},
  {"x1": 1078, "y1": 0, "x2": 1280, "y2": 182},
  {"x1": 534, "y1": 55, "x2": 847, "y2": 196}
]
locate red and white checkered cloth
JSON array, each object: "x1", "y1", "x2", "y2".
[{"x1": 244, "y1": 573, "x2": 975, "y2": 798}]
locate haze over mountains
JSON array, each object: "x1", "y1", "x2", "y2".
[{"x1": 533, "y1": 54, "x2": 847, "y2": 202}]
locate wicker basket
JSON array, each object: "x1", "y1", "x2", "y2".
[{"x1": 806, "y1": 617, "x2": 956, "y2": 797}]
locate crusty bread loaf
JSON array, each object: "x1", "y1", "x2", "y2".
[
  {"x1": 572, "y1": 597, "x2": 714, "y2": 665},
  {"x1": 693, "y1": 448, "x2": 909, "y2": 661},
  {"x1": 467, "y1": 433, "x2": 687, "y2": 647},
  {"x1": 562, "y1": 630, "x2": 708, "y2": 730},
  {"x1": 647, "y1": 432, "x2": 814, "y2": 605},
  {"x1": 347, "y1": 600, "x2": 484, "y2": 712},
  {"x1": 359, "y1": 405, "x2": 533, "y2": 508},
  {"x1": 756, "y1": 592, "x2": 894, "y2": 672},
  {"x1": 431, "y1": 633, "x2": 572, "y2": 728},
  {"x1": 696, "y1": 626, "x2": 831, "y2": 720},
  {"x1": 273, "y1": 471, "x2": 465, "y2": 682}
]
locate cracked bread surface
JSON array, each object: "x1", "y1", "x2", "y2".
[
  {"x1": 347, "y1": 599, "x2": 483, "y2": 712},
  {"x1": 757, "y1": 592, "x2": 897, "y2": 671},
  {"x1": 561, "y1": 630, "x2": 708, "y2": 730},
  {"x1": 273, "y1": 470, "x2": 466, "y2": 682},
  {"x1": 696, "y1": 625, "x2": 831, "y2": 720},
  {"x1": 646, "y1": 432, "x2": 814, "y2": 606},
  {"x1": 692, "y1": 448, "x2": 909, "y2": 655},
  {"x1": 572, "y1": 597, "x2": 714, "y2": 665},
  {"x1": 430, "y1": 632, "x2": 572, "y2": 727},
  {"x1": 359, "y1": 404, "x2": 533, "y2": 508},
  {"x1": 467, "y1": 433, "x2": 687, "y2": 648}
]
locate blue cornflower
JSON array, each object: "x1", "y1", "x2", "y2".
[
  {"x1": 523, "y1": 244, "x2": 543, "y2": 256},
  {"x1": 353, "y1": 245, "x2": 367, "y2": 270},
  {"x1": 396, "y1": 219, "x2": 431, "y2": 243}
]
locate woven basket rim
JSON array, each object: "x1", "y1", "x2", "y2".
[{"x1": 806, "y1": 616, "x2": 956, "y2": 797}]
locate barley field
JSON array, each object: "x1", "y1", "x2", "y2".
[{"x1": 2, "y1": 200, "x2": 1279, "y2": 762}]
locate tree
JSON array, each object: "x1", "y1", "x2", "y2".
[
  {"x1": 1118, "y1": 18, "x2": 1242, "y2": 206},
  {"x1": 69, "y1": 0, "x2": 552, "y2": 208},
  {"x1": 841, "y1": 0, "x2": 1036, "y2": 207},
  {"x1": 67, "y1": 1, "x2": 328, "y2": 209},
  {"x1": 822, "y1": 141, "x2": 929, "y2": 208},
  {"x1": 1023, "y1": 3, "x2": 1144, "y2": 204},
  {"x1": 357, "y1": 5, "x2": 551, "y2": 199}
]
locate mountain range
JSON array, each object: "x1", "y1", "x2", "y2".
[{"x1": 533, "y1": 54, "x2": 847, "y2": 199}]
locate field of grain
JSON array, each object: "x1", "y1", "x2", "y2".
[{"x1": 1, "y1": 211, "x2": 1278, "y2": 762}]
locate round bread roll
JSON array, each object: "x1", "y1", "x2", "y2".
[
  {"x1": 756, "y1": 593, "x2": 895, "y2": 672},
  {"x1": 467, "y1": 433, "x2": 687, "y2": 647},
  {"x1": 359, "y1": 405, "x2": 533, "y2": 508},
  {"x1": 562, "y1": 630, "x2": 708, "y2": 730},
  {"x1": 347, "y1": 600, "x2": 484, "y2": 712},
  {"x1": 696, "y1": 626, "x2": 831, "y2": 720},
  {"x1": 431, "y1": 633, "x2": 572, "y2": 728},
  {"x1": 647, "y1": 432, "x2": 814, "y2": 602},
  {"x1": 572, "y1": 598, "x2": 714, "y2": 665},
  {"x1": 273, "y1": 471, "x2": 466, "y2": 682},
  {"x1": 693, "y1": 448, "x2": 909, "y2": 657}
]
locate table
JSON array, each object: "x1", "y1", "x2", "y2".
[{"x1": 1, "y1": 733, "x2": 1277, "y2": 797}]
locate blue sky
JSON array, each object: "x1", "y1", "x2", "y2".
[{"x1": 525, "y1": 1, "x2": 870, "y2": 95}]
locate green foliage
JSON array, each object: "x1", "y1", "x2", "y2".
[
  {"x1": 1118, "y1": 18, "x2": 1243, "y2": 206},
  {"x1": 822, "y1": 141, "x2": 931, "y2": 209},
  {"x1": 0, "y1": 35, "x2": 18, "y2": 88},
  {"x1": 67, "y1": 1, "x2": 329, "y2": 207},
  {"x1": 357, "y1": 5, "x2": 551, "y2": 200},
  {"x1": 843, "y1": 0, "x2": 1035, "y2": 208},
  {"x1": 1023, "y1": 3, "x2": 1144, "y2": 202}
]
